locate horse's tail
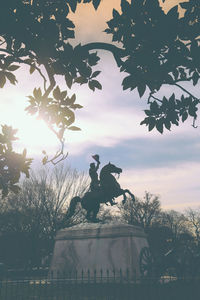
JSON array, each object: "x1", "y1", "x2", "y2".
[{"x1": 66, "y1": 196, "x2": 81, "y2": 219}]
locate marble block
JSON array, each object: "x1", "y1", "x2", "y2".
[{"x1": 50, "y1": 222, "x2": 148, "y2": 280}]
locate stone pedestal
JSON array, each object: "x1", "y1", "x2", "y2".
[{"x1": 50, "y1": 222, "x2": 148, "y2": 280}]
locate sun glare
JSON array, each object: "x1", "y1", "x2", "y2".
[{"x1": 0, "y1": 96, "x2": 58, "y2": 155}]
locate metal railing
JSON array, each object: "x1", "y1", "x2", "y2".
[{"x1": 1, "y1": 268, "x2": 200, "y2": 300}]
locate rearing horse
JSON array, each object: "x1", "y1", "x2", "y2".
[
  {"x1": 65, "y1": 162, "x2": 135, "y2": 222},
  {"x1": 100, "y1": 162, "x2": 135, "y2": 205}
]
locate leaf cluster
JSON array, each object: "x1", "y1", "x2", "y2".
[
  {"x1": 140, "y1": 94, "x2": 199, "y2": 133},
  {"x1": 105, "y1": 0, "x2": 200, "y2": 131},
  {"x1": 25, "y1": 86, "x2": 83, "y2": 140},
  {"x1": 0, "y1": 125, "x2": 32, "y2": 197}
]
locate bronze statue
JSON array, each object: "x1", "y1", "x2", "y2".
[
  {"x1": 89, "y1": 154, "x2": 100, "y2": 192},
  {"x1": 66, "y1": 162, "x2": 135, "y2": 222}
]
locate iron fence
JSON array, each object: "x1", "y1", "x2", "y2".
[{"x1": 1, "y1": 269, "x2": 200, "y2": 300}]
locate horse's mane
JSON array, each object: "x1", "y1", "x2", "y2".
[
  {"x1": 100, "y1": 163, "x2": 110, "y2": 174},
  {"x1": 100, "y1": 163, "x2": 117, "y2": 182}
]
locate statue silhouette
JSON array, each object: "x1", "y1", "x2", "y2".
[
  {"x1": 66, "y1": 161, "x2": 135, "y2": 222},
  {"x1": 89, "y1": 154, "x2": 100, "y2": 192}
]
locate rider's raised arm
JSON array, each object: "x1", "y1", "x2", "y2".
[{"x1": 95, "y1": 161, "x2": 100, "y2": 172}]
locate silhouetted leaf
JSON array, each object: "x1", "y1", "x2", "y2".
[
  {"x1": 113, "y1": 9, "x2": 120, "y2": 18},
  {"x1": 188, "y1": 105, "x2": 198, "y2": 117},
  {"x1": 7, "y1": 65, "x2": 20, "y2": 71},
  {"x1": 33, "y1": 88, "x2": 42, "y2": 99},
  {"x1": 91, "y1": 71, "x2": 101, "y2": 78},
  {"x1": 68, "y1": 126, "x2": 81, "y2": 131},
  {"x1": 180, "y1": 2, "x2": 190, "y2": 9},
  {"x1": 0, "y1": 73, "x2": 6, "y2": 88},
  {"x1": 144, "y1": 110, "x2": 151, "y2": 116},
  {"x1": 42, "y1": 156, "x2": 48, "y2": 165},
  {"x1": 60, "y1": 91, "x2": 67, "y2": 100},
  {"x1": 140, "y1": 117, "x2": 149, "y2": 126},
  {"x1": 172, "y1": 69, "x2": 179, "y2": 80},
  {"x1": 122, "y1": 75, "x2": 137, "y2": 91},
  {"x1": 22, "y1": 148, "x2": 27, "y2": 157},
  {"x1": 137, "y1": 84, "x2": 146, "y2": 98},
  {"x1": 67, "y1": 0, "x2": 77, "y2": 12},
  {"x1": 5, "y1": 72, "x2": 17, "y2": 84},
  {"x1": 121, "y1": 0, "x2": 130, "y2": 14},
  {"x1": 68, "y1": 94, "x2": 76, "y2": 105},
  {"x1": 156, "y1": 119, "x2": 164, "y2": 134},
  {"x1": 88, "y1": 52, "x2": 100, "y2": 66},
  {"x1": 30, "y1": 65, "x2": 35, "y2": 74},
  {"x1": 74, "y1": 76, "x2": 88, "y2": 84},
  {"x1": 164, "y1": 119, "x2": 171, "y2": 130},
  {"x1": 78, "y1": 63, "x2": 92, "y2": 77},
  {"x1": 88, "y1": 80, "x2": 102, "y2": 91},
  {"x1": 70, "y1": 104, "x2": 83, "y2": 109},
  {"x1": 65, "y1": 73, "x2": 73, "y2": 88},
  {"x1": 182, "y1": 111, "x2": 188, "y2": 122},
  {"x1": 192, "y1": 71, "x2": 199, "y2": 86},
  {"x1": 148, "y1": 118, "x2": 156, "y2": 131},
  {"x1": 53, "y1": 86, "x2": 61, "y2": 100},
  {"x1": 93, "y1": 0, "x2": 101, "y2": 10}
]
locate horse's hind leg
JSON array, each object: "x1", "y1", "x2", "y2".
[
  {"x1": 91, "y1": 204, "x2": 100, "y2": 222},
  {"x1": 86, "y1": 209, "x2": 92, "y2": 221}
]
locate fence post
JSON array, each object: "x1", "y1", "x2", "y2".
[
  {"x1": 126, "y1": 268, "x2": 129, "y2": 283},
  {"x1": 94, "y1": 269, "x2": 96, "y2": 283},
  {"x1": 107, "y1": 269, "x2": 109, "y2": 283},
  {"x1": 81, "y1": 269, "x2": 84, "y2": 283},
  {"x1": 100, "y1": 269, "x2": 103, "y2": 283},
  {"x1": 113, "y1": 269, "x2": 116, "y2": 283},
  {"x1": 87, "y1": 269, "x2": 90, "y2": 283},
  {"x1": 120, "y1": 268, "x2": 122, "y2": 283},
  {"x1": 50, "y1": 270, "x2": 54, "y2": 280}
]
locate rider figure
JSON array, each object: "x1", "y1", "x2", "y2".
[
  {"x1": 89, "y1": 154, "x2": 117, "y2": 205},
  {"x1": 89, "y1": 155, "x2": 116, "y2": 206},
  {"x1": 89, "y1": 154, "x2": 100, "y2": 192}
]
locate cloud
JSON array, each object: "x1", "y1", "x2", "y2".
[{"x1": 118, "y1": 162, "x2": 200, "y2": 211}]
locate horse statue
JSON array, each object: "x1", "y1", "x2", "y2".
[{"x1": 66, "y1": 162, "x2": 135, "y2": 222}]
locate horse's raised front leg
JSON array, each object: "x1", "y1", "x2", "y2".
[
  {"x1": 124, "y1": 189, "x2": 135, "y2": 202},
  {"x1": 122, "y1": 191, "x2": 127, "y2": 204}
]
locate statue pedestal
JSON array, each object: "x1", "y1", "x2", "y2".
[{"x1": 50, "y1": 223, "x2": 148, "y2": 280}]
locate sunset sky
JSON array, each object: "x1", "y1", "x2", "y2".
[{"x1": 1, "y1": 0, "x2": 199, "y2": 211}]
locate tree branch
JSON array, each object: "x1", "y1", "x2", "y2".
[
  {"x1": 0, "y1": 48, "x2": 47, "y2": 91},
  {"x1": 43, "y1": 62, "x2": 56, "y2": 97},
  {"x1": 81, "y1": 42, "x2": 127, "y2": 67},
  {"x1": 174, "y1": 83, "x2": 199, "y2": 100}
]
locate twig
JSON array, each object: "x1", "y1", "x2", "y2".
[
  {"x1": 148, "y1": 91, "x2": 163, "y2": 104},
  {"x1": 81, "y1": 42, "x2": 127, "y2": 67},
  {"x1": 0, "y1": 47, "x2": 47, "y2": 91},
  {"x1": 174, "y1": 83, "x2": 199, "y2": 100}
]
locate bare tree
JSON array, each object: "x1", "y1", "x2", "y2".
[
  {"x1": 0, "y1": 164, "x2": 89, "y2": 267},
  {"x1": 160, "y1": 210, "x2": 190, "y2": 244},
  {"x1": 185, "y1": 208, "x2": 200, "y2": 246},
  {"x1": 118, "y1": 192, "x2": 161, "y2": 228},
  {"x1": 3, "y1": 163, "x2": 89, "y2": 230}
]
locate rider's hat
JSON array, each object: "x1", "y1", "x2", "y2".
[{"x1": 92, "y1": 154, "x2": 100, "y2": 163}]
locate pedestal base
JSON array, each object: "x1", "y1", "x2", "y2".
[{"x1": 50, "y1": 223, "x2": 148, "y2": 280}]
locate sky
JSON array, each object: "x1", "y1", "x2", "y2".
[{"x1": 1, "y1": 0, "x2": 199, "y2": 211}]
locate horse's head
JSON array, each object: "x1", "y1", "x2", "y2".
[{"x1": 106, "y1": 162, "x2": 122, "y2": 175}]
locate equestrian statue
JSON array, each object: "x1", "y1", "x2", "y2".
[{"x1": 66, "y1": 155, "x2": 135, "y2": 222}]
